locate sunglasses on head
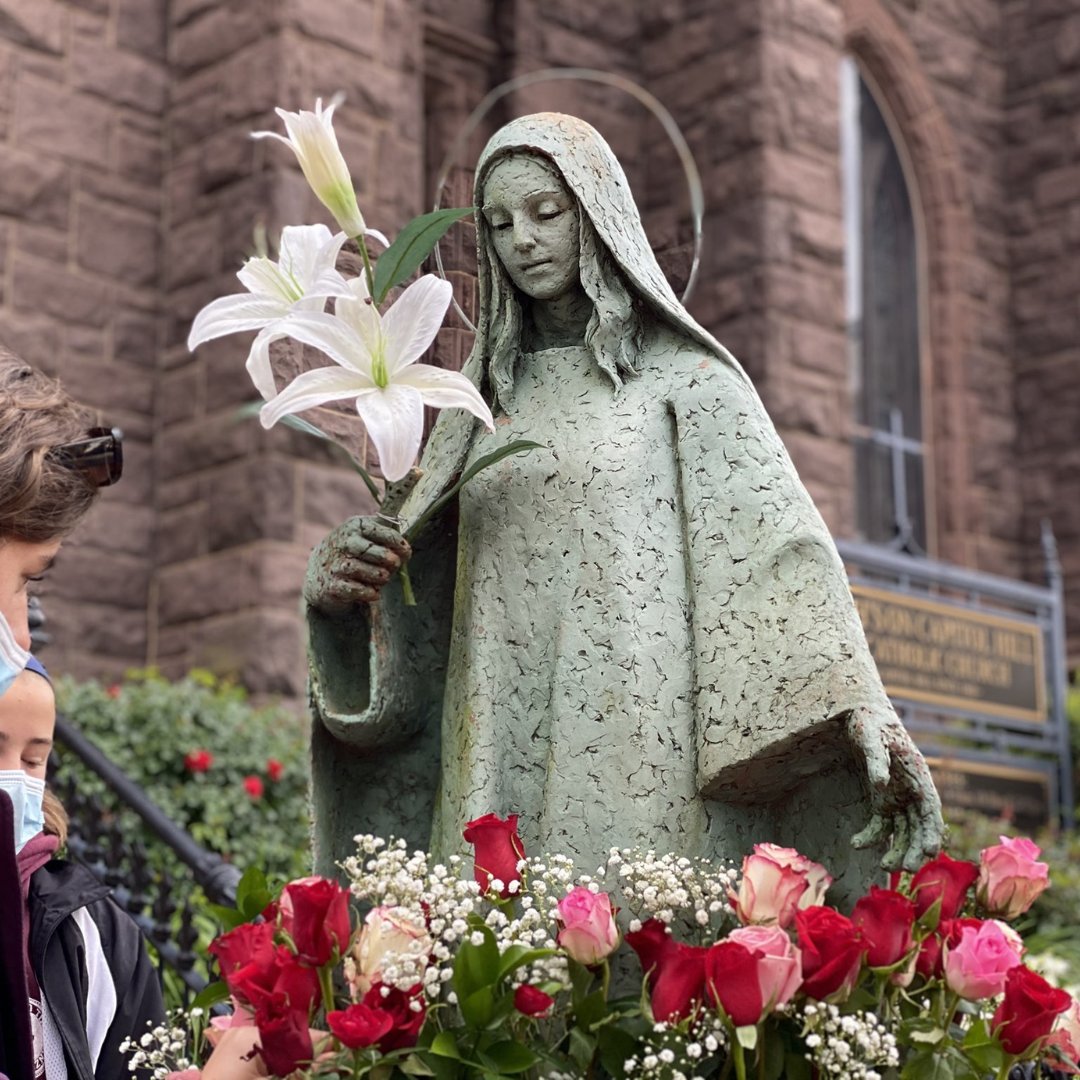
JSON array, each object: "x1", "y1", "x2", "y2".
[{"x1": 49, "y1": 426, "x2": 124, "y2": 488}]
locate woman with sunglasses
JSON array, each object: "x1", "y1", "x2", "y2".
[{"x1": 0, "y1": 355, "x2": 121, "y2": 679}]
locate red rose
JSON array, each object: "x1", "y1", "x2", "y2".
[
  {"x1": 795, "y1": 906, "x2": 866, "y2": 1001},
  {"x1": 281, "y1": 876, "x2": 353, "y2": 967},
  {"x1": 209, "y1": 922, "x2": 276, "y2": 982},
  {"x1": 514, "y1": 984, "x2": 555, "y2": 1017},
  {"x1": 362, "y1": 983, "x2": 426, "y2": 1051},
  {"x1": 704, "y1": 940, "x2": 765, "y2": 1027},
  {"x1": 627, "y1": 919, "x2": 708, "y2": 1022},
  {"x1": 106, "y1": 684, "x2": 122, "y2": 699},
  {"x1": 224, "y1": 944, "x2": 321, "y2": 1015},
  {"x1": 992, "y1": 965, "x2": 1072, "y2": 1056},
  {"x1": 184, "y1": 749, "x2": 213, "y2": 773},
  {"x1": 328, "y1": 1003, "x2": 394, "y2": 1049},
  {"x1": 255, "y1": 992, "x2": 314, "y2": 1076},
  {"x1": 244, "y1": 775, "x2": 265, "y2": 799},
  {"x1": 909, "y1": 853, "x2": 978, "y2": 921},
  {"x1": 851, "y1": 887, "x2": 916, "y2": 968},
  {"x1": 267, "y1": 758, "x2": 284, "y2": 782},
  {"x1": 463, "y1": 813, "x2": 525, "y2": 898}
]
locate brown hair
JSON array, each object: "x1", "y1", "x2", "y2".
[
  {"x1": 42, "y1": 787, "x2": 68, "y2": 846},
  {"x1": 0, "y1": 352, "x2": 99, "y2": 543}
]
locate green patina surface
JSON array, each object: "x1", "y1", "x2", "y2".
[{"x1": 305, "y1": 114, "x2": 944, "y2": 904}]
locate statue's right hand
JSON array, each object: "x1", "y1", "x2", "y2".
[{"x1": 304, "y1": 516, "x2": 412, "y2": 614}]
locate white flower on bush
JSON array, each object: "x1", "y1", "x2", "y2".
[{"x1": 261, "y1": 274, "x2": 494, "y2": 481}]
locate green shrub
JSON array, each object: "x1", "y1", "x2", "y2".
[{"x1": 54, "y1": 668, "x2": 313, "y2": 884}]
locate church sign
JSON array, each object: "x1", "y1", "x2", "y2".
[
  {"x1": 923, "y1": 757, "x2": 1053, "y2": 833},
  {"x1": 851, "y1": 585, "x2": 1046, "y2": 724}
]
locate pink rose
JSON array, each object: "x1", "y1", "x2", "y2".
[
  {"x1": 557, "y1": 887, "x2": 619, "y2": 965},
  {"x1": 944, "y1": 919, "x2": 1024, "y2": 1000},
  {"x1": 348, "y1": 906, "x2": 432, "y2": 998},
  {"x1": 731, "y1": 844, "x2": 832, "y2": 928},
  {"x1": 165, "y1": 1072, "x2": 201, "y2": 1079},
  {"x1": 1048, "y1": 997, "x2": 1080, "y2": 1066},
  {"x1": 977, "y1": 836, "x2": 1050, "y2": 919},
  {"x1": 727, "y1": 925, "x2": 803, "y2": 1014}
]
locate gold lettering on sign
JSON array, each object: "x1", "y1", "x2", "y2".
[{"x1": 851, "y1": 586, "x2": 1046, "y2": 723}]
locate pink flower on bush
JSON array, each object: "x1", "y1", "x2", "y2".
[
  {"x1": 731, "y1": 843, "x2": 832, "y2": 928},
  {"x1": 943, "y1": 919, "x2": 1024, "y2": 1000},
  {"x1": 556, "y1": 887, "x2": 619, "y2": 965},
  {"x1": 267, "y1": 758, "x2": 284, "y2": 782},
  {"x1": 727, "y1": 925, "x2": 803, "y2": 1014},
  {"x1": 977, "y1": 836, "x2": 1050, "y2": 919},
  {"x1": 243, "y1": 775, "x2": 264, "y2": 799}
]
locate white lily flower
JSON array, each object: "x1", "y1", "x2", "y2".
[
  {"x1": 261, "y1": 274, "x2": 494, "y2": 482},
  {"x1": 252, "y1": 97, "x2": 370, "y2": 240},
  {"x1": 187, "y1": 223, "x2": 351, "y2": 400}
]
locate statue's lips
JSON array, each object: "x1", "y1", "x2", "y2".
[{"x1": 519, "y1": 259, "x2": 551, "y2": 272}]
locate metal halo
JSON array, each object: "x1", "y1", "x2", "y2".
[{"x1": 432, "y1": 67, "x2": 706, "y2": 333}]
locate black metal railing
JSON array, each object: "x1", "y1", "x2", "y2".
[{"x1": 48, "y1": 716, "x2": 242, "y2": 1000}]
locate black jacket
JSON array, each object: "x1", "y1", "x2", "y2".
[{"x1": 27, "y1": 860, "x2": 165, "y2": 1080}]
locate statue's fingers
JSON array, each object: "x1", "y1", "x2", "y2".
[
  {"x1": 904, "y1": 794, "x2": 946, "y2": 870},
  {"x1": 322, "y1": 579, "x2": 380, "y2": 608},
  {"x1": 335, "y1": 535, "x2": 404, "y2": 570},
  {"x1": 337, "y1": 557, "x2": 393, "y2": 587},
  {"x1": 881, "y1": 812, "x2": 911, "y2": 873},
  {"x1": 357, "y1": 520, "x2": 412, "y2": 558},
  {"x1": 848, "y1": 712, "x2": 891, "y2": 792},
  {"x1": 851, "y1": 812, "x2": 890, "y2": 850}
]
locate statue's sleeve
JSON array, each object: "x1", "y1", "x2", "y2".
[
  {"x1": 307, "y1": 406, "x2": 476, "y2": 872},
  {"x1": 667, "y1": 360, "x2": 895, "y2": 805}
]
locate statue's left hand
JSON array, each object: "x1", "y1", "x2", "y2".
[{"x1": 845, "y1": 706, "x2": 946, "y2": 872}]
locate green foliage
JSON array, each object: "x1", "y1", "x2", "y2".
[
  {"x1": 54, "y1": 668, "x2": 312, "y2": 885},
  {"x1": 371, "y1": 207, "x2": 474, "y2": 304}
]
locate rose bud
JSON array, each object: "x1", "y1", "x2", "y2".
[
  {"x1": 851, "y1": 886, "x2": 916, "y2": 968},
  {"x1": 728, "y1": 925, "x2": 803, "y2": 1013},
  {"x1": 514, "y1": 984, "x2": 555, "y2": 1017},
  {"x1": 730, "y1": 843, "x2": 831, "y2": 929},
  {"x1": 280, "y1": 876, "x2": 353, "y2": 967},
  {"x1": 977, "y1": 836, "x2": 1050, "y2": 920},
  {"x1": 943, "y1": 919, "x2": 1024, "y2": 1001},
  {"x1": 704, "y1": 940, "x2": 765, "y2": 1027},
  {"x1": 361, "y1": 982, "x2": 427, "y2": 1052},
  {"x1": 463, "y1": 813, "x2": 525, "y2": 899},
  {"x1": 795, "y1": 906, "x2": 866, "y2": 1001},
  {"x1": 349, "y1": 906, "x2": 432, "y2": 998},
  {"x1": 557, "y1": 887, "x2": 619, "y2": 965},
  {"x1": 626, "y1": 921, "x2": 707, "y2": 1022},
  {"x1": 909, "y1": 853, "x2": 979, "y2": 921},
  {"x1": 992, "y1": 965, "x2": 1072, "y2": 1056},
  {"x1": 328, "y1": 1002, "x2": 394, "y2": 1049}
]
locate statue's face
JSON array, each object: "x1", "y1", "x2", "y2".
[{"x1": 481, "y1": 154, "x2": 580, "y2": 302}]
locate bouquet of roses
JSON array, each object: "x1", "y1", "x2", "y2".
[{"x1": 124, "y1": 815, "x2": 1080, "y2": 1080}]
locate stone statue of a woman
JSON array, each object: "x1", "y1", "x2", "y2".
[{"x1": 305, "y1": 113, "x2": 944, "y2": 900}]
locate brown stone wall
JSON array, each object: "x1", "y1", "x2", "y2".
[
  {"x1": 1006, "y1": 0, "x2": 1080, "y2": 662},
  {"x1": 3, "y1": 0, "x2": 1076, "y2": 685},
  {"x1": 0, "y1": 0, "x2": 166, "y2": 680}
]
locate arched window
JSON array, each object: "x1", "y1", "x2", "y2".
[{"x1": 841, "y1": 58, "x2": 927, "y2": 551}]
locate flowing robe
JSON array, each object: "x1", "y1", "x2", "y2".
[{"x1": 309, "y1": 328, "x2": 890, "y2": 898}]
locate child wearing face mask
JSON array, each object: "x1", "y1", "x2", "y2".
[{"x1": 0, "y1": 658, "x2": 164, "y2": 1080}]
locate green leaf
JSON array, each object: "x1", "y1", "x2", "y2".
[
  {"x1": 235, "y1": 865, "x2": 272, "y2": 921},
  {"x1": 480, "y1": 1041, "x2": 539, "y2": 1074},
  {"x1": 372, "y1": 207, "x2": 474, "y2": 304},
  {"x1": 762, "y1": 1031, "x2": 786, "y2": 1080},
  {"x1": 961, "y1": 1017, "x2": 1005, "y2": 1073},
  {"x1": 573, "y1": 989, "x2": 608, "y2": 1031},
  {"x1": 783, "y1": 1053, "x2": 812, "y2": 1080},
  {"x1": 428, "y1": 1032, "x2": 462, "y2": 1060},
  {"x1": 399, "y1": 1055, "x2": 438, "y2": 1077},
  {"x1": 596, "y1": 1025, "x2": 640, "y2": 1079},
  {"x1": 735, "y1": 1024, "x2": 758, "y2": 1051},
  {"x1": 900, "y1": 1046, "x2": 981, "y2": 1080},
  {"x1": 493, "y1": 945, "x2": 555, "y2": 983},
  {"x1": 405, "y1": 441, "x2": 543, "y2": 543},
  {"x1": 207, "y1": 903, "x2": 248, "y2": 932},
  {"x1": 191, "y1": 979, "x2": 229, "y2": 1011},
  {"x1": 453, "y1": 923, "x2": 500, "y2": 1000},
  {"x1": 568, "y1": 1027, "x2": 596, "y2": 1071},
  {"x1": 459, "y1": 985, "x2": 495, "y2": 1029},
  {"x1": 916, "y1": 895, "x2": 943, "y2": 934}
]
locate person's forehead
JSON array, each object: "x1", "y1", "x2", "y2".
[{"x1": 483, "y1": 154, "x2": 567, "y2": 202}]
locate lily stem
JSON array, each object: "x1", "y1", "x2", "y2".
[
  {"x1": 399, "y1": 563, "x2": 417, "y2": 607},
  {"x1": 356, "y1": 235, "x2": 377, "y2": 301}
]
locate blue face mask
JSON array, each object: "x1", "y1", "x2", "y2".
[
  {"x1": 0, "y1": 609, "x2": 30, "y2": 699},
  {"x1": 0, "y1": 770, "x2": 46, "y2": 853}
]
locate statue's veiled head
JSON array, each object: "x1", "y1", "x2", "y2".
[{"x1": 470, "y1": 114, "x2": 731, "y2": 408}]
